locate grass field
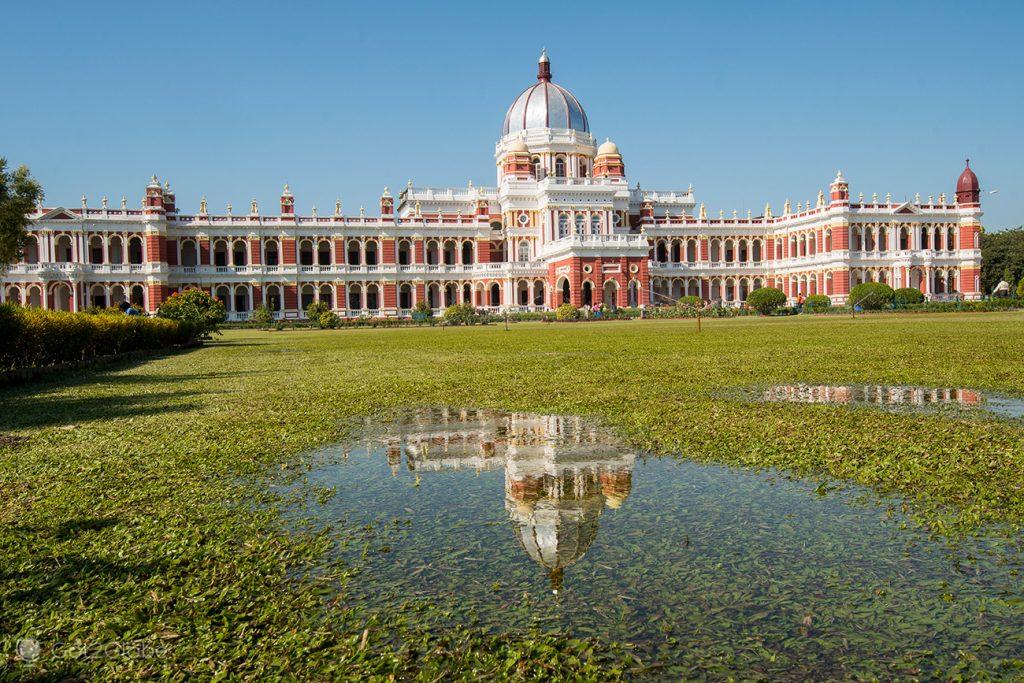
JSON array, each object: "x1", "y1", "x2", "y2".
[{"x1": 2, "y1": 312, "x2": 1024, "y2": 679}]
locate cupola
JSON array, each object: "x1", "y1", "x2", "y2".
[
  {"x1": 593, "y1": 138, "x2": 625, "y2": 179},
  {"x1": 955, "y1": 159, "x2": 980, "y2": 207}
]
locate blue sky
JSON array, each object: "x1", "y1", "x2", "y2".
[{"x1": 5, "y1": 0, "x2": 1021, "y2": 229}]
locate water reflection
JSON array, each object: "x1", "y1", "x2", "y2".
[
  {"x1": 302, "y1": 408, "x2": 1024, "y2": 678},
  {"x1": 377, "y1": 408, "x2": 634, "y2": 591},
  {"x1": 760, "y1": 384, "x2": 1024, "y2": 418}
]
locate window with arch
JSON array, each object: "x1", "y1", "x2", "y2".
[
  {"x1": 317, "y1": 240, "x2": 332, "y2": 266},
  {"x1": 365, "y1": 241, "x2": 379, "y2": 266},
  {"x1": 574, "y1": 214, "x2": 585, "y2": 235},
  {"x1": 558, "y1": 214, "x2": 569, "y2": 238},
  {"x1": 298, "y1": 240, "x2": 314, "y2": 266},
  {"x1": 89, "y1": 235, "x2": 104, "y2": 264},
  {"x1": 590, "y1": 214, "x2": 601, "y2": 235},
  {"x1": 347, "y1": 284, "x2": 361, "y2": 310},
  {"x1": 398, "y1": 283, "x2": 413, "y2": 310},
  {"x1": 461, "y1": 241, "x2": 474, "y2": 265},
  {"x1": 397, "y1": 240, "x2": 412, "y2": 266},
  {"x1": 232, "y1": 240, "x2": 248, "y2": 266},
  {"x1": 128, "y1": 236, "x2": 144, "y2": 265},
  {"x1": 264, "y1": 239, "x2": 279, "y2": 266},
  {"x1": 347, "y1": 240, "x2": 361, "y2": 266},
  {"x1": 531, "y1": 157, "x2": 542, "y2": 178},
  {"x1": 824, "y1": 229, "x2": 832, "y2": 252},
  {"x1": 300, "y1": 285, "x2": 315, "y2": 310},
  {"x1": 517, "y1": 241, "x2": 530, "y2": 262},
  {"x1": 554, "y1": 157, "x2": 567, "y2": 178},
  {"x1": 181, "y1": 240, "x2": 199, "y2": 267}
]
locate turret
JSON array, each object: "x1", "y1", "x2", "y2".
[
  {"x1": 501, "y1": 137, "x2": 534, "y2": 180},
  {"x1": 592, "y1": 139, "x2": 625, "y2": 179},
  {"x1": 955, "y1": 159, "x2": 980, "y2": 207},
  {"x1": 144, "y1": 175, "x2": 165, "y2": 215},
  {"x1": 280, "y1": 184, "x2": 295, "y2": 217},
  {"x1": 829, "y1": 170, "x2": 849, "y2": 205},
  {"x1": 162, "y1": 181, "x2": 176, "y2": 214},
  {"x1": 380, "y1": 186, "x2": 394, "y2": 216}
]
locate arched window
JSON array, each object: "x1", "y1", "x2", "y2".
[
  {"x1": 656, "y1": 241, "x2": 668, "y2": 263},
  {"x1": 89, "y1": 235, "x2": 104, "y2": 264},
  {"x1": 232, "y1": 240, "x2": 248, "y2": 266},
  {"x1": 317, "y1": 241, "x2": 332, "y2": 266},
  {"x1": 558, "y1": 214, "x2": 569, "y2": 238},
  {"x1": 181, "y1": 240, "x2": 198, "y2": 267},
  {"x1": 590, "y1": 215, "x2": 601, "y2": 235},
  {"x1": 554, "y1": 156, "x2": 566, "y2": 178},
  {"x1": 397, "y1": 240, "x2": 412, "y2": 266},
  {"x1": 299, "y1": 240, "x2": 314, "y2": 266},
  {"x1": 347, "y1": 240, "x2": 361, "y2": 266},
  {"x1": 301, "y1": 285, "x2": 315, "y2": 311},
  {"x1": 462, "y1": 241, "x2": 474, "y2": 265},
  {"x1": 398, "y1": 284, "x2": 413, "y2": 310},
  {"x1": 710, "y1": 239, "x2": 721, "y2": 262},
  {"x1": 426, "y1": 240, "x2": 439, "y2": 265},
  {"x1": 532, "y1": 157, "x2": 542, "y2": 178},
  {"x1": 233, "y1": 286, "x2": 249, "y2": 313},
  {"x1": 128, "y1": 236, "x2": 144, "y2": 265},
  {"x1": 946, "y1": 228, "x2": 956, "y2": 251},
  {"x1": 824, "y1": 229, "x2": 832, "y2": 252},
  {"x1": 108, "y1": 236, "x2": 123, "y2": 264},
  {"x1": 533, "y1": 280, "x2": 545, "y2": 307},
  {"x1": 319, "y1": 284, "x2": 334, "y2": 308},
  {"x1": 686, "y1": 239, "x2": 697, "y2": 263},
  {"x1": 264, "y1": 240, "x2": 279, "y2": 266},
  {"x1": 752, "y1": 240, "x2": 762, "y2": 262},
  {"x1": 23, "y1": 237, "x2": 39, "y2": 264},
  {"x1": 442, "y1": 240, "x2": 457, "y2": 265},
  {"x1": 489, "y1": 283, "x2": 501, "y2": 307},
  {"x1": 347, "y1": 285, "x2": 361, "y2": 310},
  {"x1": 266, "y1": 285, "x2": 282, "y2": 312},
  {"x1": 574, "y1": 214, "x2": 585, "y2": 235},
  {"x1": 517, "y1": 241, "x2": 530, "y2": 262},
  {"x1": 725, "y1": 239, "x2": 735, "y2": 263},
  {"x1": 365, "y1": 241, "x2": 379, "y2": 266}
]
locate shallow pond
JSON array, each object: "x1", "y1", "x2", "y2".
[{"x1": 298, "y1": 408, "x2": 1024, "y2": 679}]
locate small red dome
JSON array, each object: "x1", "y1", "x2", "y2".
[
  {"x1": 955, "y1": 159, "x2": 980, "y2": 206},
  {"x1": 957, "y1": 159, "x2": 979, "y2": 193}
]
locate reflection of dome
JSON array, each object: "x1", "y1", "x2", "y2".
[
  {"x1": 502, "y1": 50, "x2": 589, "y2": 136},
  {"x1": 376, "y1": 408, "x2": 636, "y2": 592}
]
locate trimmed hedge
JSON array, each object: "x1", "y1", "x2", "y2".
[{"x1": 0, "y1": 303, "x2": 197, "y2": 372}]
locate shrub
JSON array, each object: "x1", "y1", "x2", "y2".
[
  {"x1": 318, "y1": 311, "x2": 340, "y2": 329},
  {"x1": 157, "y1": 289, "x2": 226, "y2": 338},
  {"x1": 442, "y1": 303, "x2": 478, "y2": 326},
  {"x1": 1018, "y1": 277, "x2": 1024, "y2": 299},
  {"x1": 251, "y1": 305, "x2": 274, "y2": 327},
  {"x1": 893, "y1": 287, "x2": 925, "y2": 306},
  {"x1": 304, "y1": 301, "x2": 329, "y2": 321},
  {"x1": 676, "y1": 295, "x2": 702, "y2": 309},
  {"x1": 803, "y1": 294, "x2": 832, "y2": 312},
  {"x1": 849, "y1": 282, "x2": 895, "y2": 310},
  {"x1": 412, "y1": 300, "x2": 432, "y2": 318},
  {"x1": 555, "y1": 303, "x2": 580, "y2": 321},
  {"x1": 746, "y1": 287, "x2": 787, "y2": 315},
  {"x1": 0, "y1": 302, "x2": 196, "y2": 372}
]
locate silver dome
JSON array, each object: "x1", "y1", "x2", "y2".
[{"x1": 502, "y1": 53, "x2": 589, "y2": 136}]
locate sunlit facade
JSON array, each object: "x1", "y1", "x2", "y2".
[{"x1": 2, "y1": 51, "x2": 984, "y2": 317}]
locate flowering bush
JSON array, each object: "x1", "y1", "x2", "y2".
[
  {"x1": 555, "y1": 304, "x2": 581, "y2": 321},
  {"x1": 157, "y1": 289, "x2": 226, "y2": 338}
]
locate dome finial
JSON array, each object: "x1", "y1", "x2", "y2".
[{"x1": 537, "y1": 48, "x2": 551, "y2": 82}]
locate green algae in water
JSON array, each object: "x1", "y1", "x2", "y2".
[{"x1": 300, "y1": 408, "x2": 1024, "y2": 679}]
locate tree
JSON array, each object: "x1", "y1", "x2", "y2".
[
  {"x1": 251, "y1": 304, "x2": 273, "y2": 327},
  {"x1": 0, "y1": 158, "x2": 43, "y2": 271},
  {"x1": 157, "y1": 289, "x2": 227, "y2": 338},
  {"x1": 304, "y1": 301, "x2": 329, "y2": 322},
  {"x1": 745, "y1": 287, "x2": 787, "y2": 315},
  {"x1": 980, "y1": 227, "x2": 1024, "y2": 294},
  {"x1": 1018, "y1": 277, "x2": 1024, "y2": 299},
  {"x1": 848, "y1": 282, "x2": 895, "y2": 310}
]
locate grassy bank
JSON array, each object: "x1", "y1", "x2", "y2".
[{"x1": 2, "y1": 312, "x2": 1023, "y2": 678}]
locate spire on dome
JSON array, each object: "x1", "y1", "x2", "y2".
[{"x1": 537, "y1": 48, "x2": 551, "y2": 82}]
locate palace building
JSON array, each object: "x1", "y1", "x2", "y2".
[{"x1": 1, "y1": 51, "x2": 984, "y2": 318}]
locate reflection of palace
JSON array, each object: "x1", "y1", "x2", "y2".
[
  {"x1": 3, "y1": 51, "x2": 983, "y2": 315},
  {"x1": 381, "y1": 408, "x2": 635, "y2": 591},
  {"x1": 763, "y1": 384, "x2": 983, "y2": 407}
]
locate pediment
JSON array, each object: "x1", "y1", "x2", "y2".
[
  {"x1": 36, "y1": 207, "x2": 79, "y2": 221},
  {"x1": 892, "y1": 202, "x2": 920, "y2": 215}
]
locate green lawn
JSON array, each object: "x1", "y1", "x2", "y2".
[{"x1": 2, "y1": 312, "x2": 1023, "y2": 679}]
